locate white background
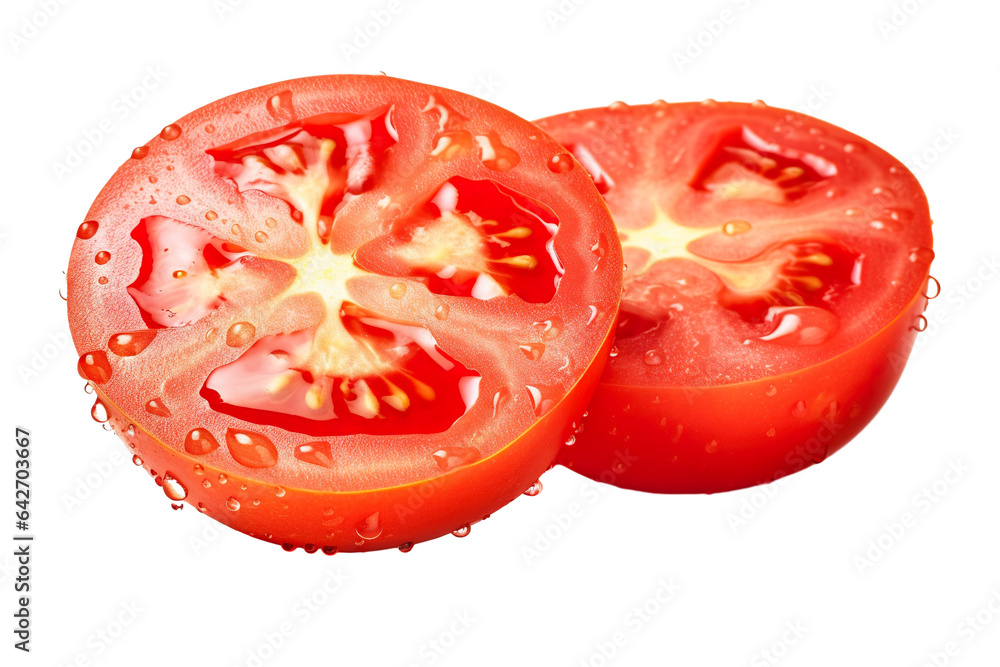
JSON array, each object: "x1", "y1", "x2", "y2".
[{"x1": 2, "y1": 0, "x2": 998, "y2": 665}]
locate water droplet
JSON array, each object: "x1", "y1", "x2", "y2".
[
  {"x1": 525, "y1": 385, "x2": 557, "y2": 416},
  {"x1": 131, "y1": 146, "x2": 149, "y2": 160},
  {"x1": 533, "y1": 317, "x2": 564, "y2": 340},
  {"x1": 226, "y1": 428, "x2": 278, "y2": 468},
  {"x1": 791, "y1": 401, "x2": 808, "y2": 418},
  {"x1": 266, "y1": 90, "x2": 295, "y2": 122},
  {"x1": 523, "y1": 480, "x2": 543, "y2": 496},
  {"x1": 759, "y1": 307, "x2": 839, "y2": 346},
  {"x1": 518, "y1": 342, "x2": 545, "y2": 361},
  {"x1": 172, "y1": 195, "x2": 190, "y2": 206},
  {"x1": 609, "y1": 346, "x2": 619, "y2": 358},
  {"x1": 766, "y1": 427, "x2": 776, "y2": 437},
  {"x1": 751, "y1": 99, "x2": 767, "y2": 108},
  {"x1": 132, "y1": 454, "x2": 143, "y2": 466},
  {"x1": 265, "y1": 217, "x2": 277, "y2": 228},
  {"x1": 172, "y1": 270, "x2": 187, "y2": 279},
  {"x1": 923, "y1": 275, "x2": 941, "y2": 299},
  {"x1": 398, "y1": 542, "x2": 414, "y2": 553},
  {"x1": 185, "y1": 428, "x2": 220, "y2": 455},
  {"x1": 226, "y1": 497, "x2": 241, "y2": 511},
  {"x1": 76, "y1": 220, "x2": 99, "y2": 239},
  {"x1": 432, "y1": 446, "x2": 481, "y2": 472},
  {"x1": 202, "y1": 479, "x2": 211, "y2": 489},
  {"x1": 274, "y1": 487, "x2": 286, "y2": 498},
  {"x1": 389, "y1": 283, "x2": 407, "y2": 299},
  {"x1": 766, "y1": 384, "x2": 777, "y2": 397},
  {"x1": 722, "y1": 220, "x2": 752, "y2": 236},
  {"x1": 204, "y1": 210, "x2": 218, "y2": 221},
  {"x1": 90, "y1": 398, "x2": 109, "y2": 423},
  {"x1": 94, "y1": 251, "x2": 111, "y2": 265},
  {"x1": 231, "y1": 224, "x2": 242, "y2": 235},
  {"x1": 108, "y1": 330, "x2": 157, "y2": 357},
  {"x1": 452, "y1": 524, "x2": 471, "y2": 538},
  {"x1": 548, "y1": 153, "x2": 575, "y2": 173},
  {"x1": 204, "y1": 123, "x2": 216, "y2": 133},
  {"x1": 564, "y1": 434, "x2": 576, "y2": 446},
  {"x1": 700, "y1": 98, "x2": 718, "y2": 107},
  {"x1": 434, "y1": 304, "x2": 449, "y2": 320},
  {"x1": 192, "y1": 464, "x2": 204, "y2": 475},
  {"x1": 226, "y1": 322, "x2": 255, "y2": 347},
  {"x1": 162, "y1": 474, "x2": 187, "y2": 501},
  {"x1": 160, "y1": 124, "x2": 182, "y2": 141},
  {"x1": 97, "y1": 276, "x2": 109, "y2": 285},
  {"x1": 322, "y1": 546, "x2": 338, "y2": 555},
  {"x1": 78, "y1": 351, "x2": 112, "y2": 383},
  {"x1": 356, "y1": 512, "x2": 382, "y2": 540},
  {"x1": 218, "y1": 473, "x2": 228, "y2": 484},
  {"x1": 295, "y1": 441, "x2": 333, "y2": 467},
  {"x1": 126, "y1": 423, "x2": 135, "y2": 437},
  {"x1": 145, "y1": 398, "x2": 171, "y2": 417},
  {"x1": 908, "y1": 247, "x2": 935, "y2": 264},
  {"x1": 254, "y1": 231, "x2": 268, "y2": 243},
  {"x1": 643, "y1": 349, "x2": 663, "y2": 366}
]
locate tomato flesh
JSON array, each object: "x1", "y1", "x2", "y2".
[
  {"x1": 536, "y1": 101, "x2": 934, "y2": 493},
  {"x1": 68, "y1": 76, "x2": 621, "y2": 550}
]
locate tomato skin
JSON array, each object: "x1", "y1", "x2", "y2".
[
  {"x1": 97, "y1": 319, "x2": 612, "y2": 551},
  {"x1": 560, "y1": 289, "x2": 926, "y2": 493}
]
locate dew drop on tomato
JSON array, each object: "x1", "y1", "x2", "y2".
[
  {"x1": 78, "y1": 351, "x2": 112, "y2": 384},
  {"x1": 226, "y1": 322, "x2": 256, "y2": 347},
  {"x1": 145, "y1": 398, "x2": 171, "y2": 417},
  {"x1": 722, "y1": 220, "x2": 752, "y2": 236},
  {"x1": 451, "y1": 524, "x2": 471, "y2": 538},
  {"x1": 909, "y1": 247, "x2": 935, "y2": 264},
  {"x1": 791, "y1": 400, "x2": 808, "y2": 418},
  {"x1": 226, "y1": 428, "x2": 278, "y2": 468},
  {"x1": 162, "y1": 474, "x2": 188, "y2": 501},
  {"x1": 91, "y1": 398, "x2": 109, "y2": 423},
  {"x1": 355, "y1": 512, "x2": 382, "y2": 540},
  {"x1": 434, "y1": 304, "x2": 449, "y2": 320},
  {"x1": 398, "y1": 542, "x2": 414, "y2": 553},
  {"x1": 389, "y1": 283, "x2": 407, "y2": 299},
  {"x1": 132, "y1": 454, "x2": 143, "y2": 466},
  {"x1": 254, "y1": 231, "x2": 268, "y2": 243},
  {"x1": 518, "y1": 342, "x2": 545, "y2": 361},
  {"x1": 643, "y1": 349, "x2": 664, "y2": 366},
  {"x1": 432, "y1": 446, "x2": 481, "y2": 472},
  {"x1": 548, "y1": 153, "x2": 575, "y2": 173},
  {"x1": 77, "y1": 221, "x2": 99, "y2": 239},
  {"x1": 160, "y1": 124, "x2": 182, "y2": 141},
  {"x1": 185, "y1": 428, "x2": 220, "y2": 455},
  {"x1": 759, "y1": 306, "x2": 839, "y2": 346},
  {"x1": 525, "y1": 384, "x2": 558, "y2": 416},
  {"x1": 294, "y1": 441, "x2": 333, "y2": 468},
  {"x1": 226, "y1": 497, "x2": 240, "y2": 511},
  {"x1": 107, "y1": 330, "x2": 157, "y2": 357},
  {"x1": 523, "y1": 480, "x2": 543, "y2": 496},
  {"x1": 266, "y1": 90, "x2": 295, "y2": 122}
]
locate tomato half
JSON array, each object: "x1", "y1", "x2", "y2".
[
  {"x1": 536, "y1": 100, "x2": 934, "y2": 493},
  {"x1": 68, "y1": 75, "x2": 621, "y2": 552}
]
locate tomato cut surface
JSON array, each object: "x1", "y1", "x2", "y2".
[
  {"x1": 536, "y1": 101, "x2": 934, "y2": 493},
  {"x1": 68, "y1": 75, "x2": 621, "y2": 551}
]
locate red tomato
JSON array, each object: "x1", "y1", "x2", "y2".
[
  {"x1": 68, "y1": 75, "x2": 621, "y2": 552},
  {"x1": 536, "y1": 101, "x2": 934, "y2": 493}
]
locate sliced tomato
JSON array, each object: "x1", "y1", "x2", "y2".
[
  {"x1": 536, "y1": 100, "x2": 934, "y2": 493},
  {"x1": 68, "y1": 75, "x2": 621, "y2": 552}
]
